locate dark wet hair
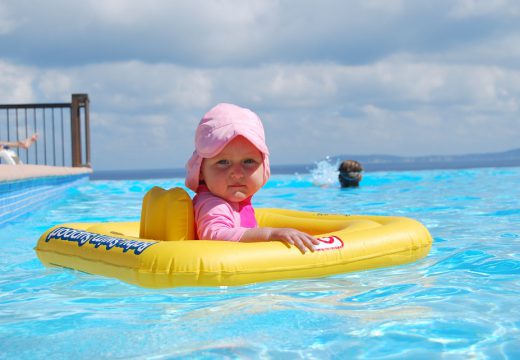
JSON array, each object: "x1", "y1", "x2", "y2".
[{"x1": 338, "y1": 160, "x2": 363, "y2": 188}]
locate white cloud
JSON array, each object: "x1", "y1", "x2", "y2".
[
  {"x1": 4, "y1": 0, "x2": 517, "y2": 69},
  {"x1": 0, "y1": 1, "x2": 16, "y2": 34},
  {"x1": 2, "y1": 56, "x2": 520, "y2": 169},
  {"x1": 0, "y1": 61, "x2": 35, "y2": 102},
  {"x1": 87, "y1": 0, "x2": 159, "y2": 26},
  {"x1": 1, "y1": 1, "x2": 520, "y2": 169},
  {"x1": 36, "y1": 71, "x2": 73, "y2": 101},
  {"x1": 361, "y1": 0, "x2": 404, "y2": 12},
  {"x1": 33, "y1": 61, "x2": 214, "y2": 111},
  {"x1": 447, "y1": 0, "x2": 519, "y2": 18}
]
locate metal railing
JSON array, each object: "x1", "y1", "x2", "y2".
[{"x1": 0, "y1": 94, "x2": 91, "y2": 167}]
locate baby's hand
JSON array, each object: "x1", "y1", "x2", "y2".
[{"x1": 269, "y1": 228, "x2": 320, "y2": 254}]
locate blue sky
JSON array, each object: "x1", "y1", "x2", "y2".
[{"x1": 1, "y1": 0, "x2": 519, "y2": 170}]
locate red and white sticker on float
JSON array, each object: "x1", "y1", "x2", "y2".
[{"x1": 315, "y1": 235, "x2": 344, "y2": 251}]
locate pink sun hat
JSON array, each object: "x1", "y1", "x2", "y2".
[{"x1": 185, "y1": 103, "x2": 271, "y2": 192}]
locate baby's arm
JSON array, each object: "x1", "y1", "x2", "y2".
[
  {"x1": 194, "y1": 194, "x2": 319, "y2": 253},
  {"x1": 240, "y1": 227, "x2": 320, "y2": 254}
]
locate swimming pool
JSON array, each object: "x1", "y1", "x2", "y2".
[{"x1": 1, "y1": 166, "x2": 519, "y2": 359}]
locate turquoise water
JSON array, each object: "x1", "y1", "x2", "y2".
[{"x1": 1, "y1": 166, "x2": 519, "y2": 359}]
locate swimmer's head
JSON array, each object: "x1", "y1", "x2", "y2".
[{"x1": 338, "y1": 160, "x2": 363, "y2": 188}]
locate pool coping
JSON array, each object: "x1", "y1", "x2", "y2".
[{"x1": 0, "y1": 164, "x2": 92, "y2": 182}]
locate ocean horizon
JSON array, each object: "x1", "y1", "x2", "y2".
[{"x1": 91, "y1": 157, "x2": 520, "y2": 180}]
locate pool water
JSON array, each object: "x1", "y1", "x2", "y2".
[{"x1": 1, "y1": 166, "x2": 519, "y2": 359}]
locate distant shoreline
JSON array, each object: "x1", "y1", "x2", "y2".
[
  {"x1": 91, "y1": 158, "x2": 520, "y2": 180},
  {"x1": 91, "y1": 147, "x2": 520, "y2": 180}
]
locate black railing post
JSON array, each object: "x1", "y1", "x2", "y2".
[
  {"x1": 70, "y1": 94, "x2": 90, "y2": 167},
  {"x1": 84, "y1": 96, "x2": 91, "y2": 167}
]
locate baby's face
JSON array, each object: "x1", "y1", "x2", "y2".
[{"x1": 201, "y1": 136, "x2": 264, "y2": 203}]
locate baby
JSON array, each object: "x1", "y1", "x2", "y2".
[{"x1": 185, "y1": 103, "x2": 319, "y2": 253}]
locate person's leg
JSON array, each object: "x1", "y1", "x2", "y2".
[{"x1": 20, "y1": 133, "x2": 38, "y2": 149}]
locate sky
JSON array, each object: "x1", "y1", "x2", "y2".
[{"x1": 1, "y1": 0, "x2": 520, "y2": 170}]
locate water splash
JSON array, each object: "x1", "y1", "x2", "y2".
[{"x1": 310, "y1": 157, "x2": 340, "y2": 187}]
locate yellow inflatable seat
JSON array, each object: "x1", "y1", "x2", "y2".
[
  {"x1": 35, "y1": 186, "x2": 433, "y2": 288},
  {"x1": 139, "y1": 187, "x2": 194, "y2": 241}
]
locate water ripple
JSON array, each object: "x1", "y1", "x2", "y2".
[{"x1": 2, "y1": 168, "x2": 520, "y2": 359}]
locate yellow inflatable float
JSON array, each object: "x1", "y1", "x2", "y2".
[{"x1": 35, "y1": 187, "x2": 433, "y2": 288}]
